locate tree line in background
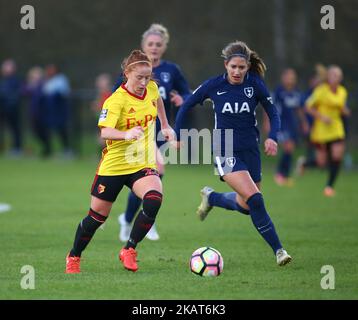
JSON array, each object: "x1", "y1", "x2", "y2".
[{"x1": 0, "y1": 0, "x2": 357, "y2": 148}]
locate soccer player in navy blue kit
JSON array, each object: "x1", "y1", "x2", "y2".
[
  {"x1": 174, "y1": 41, "x2": 292, "y2": 266},
  {"x1": 114, "y1": 24, "x2": 191, "y2": 242},
  {"x1": 272, "y1": 68, "x2": 308, "y2": 186}
]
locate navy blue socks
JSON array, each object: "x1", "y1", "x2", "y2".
[
  {"x1": 246, "y1": 193, "x2": 282, "y2": 254},
  {"x1": 207, "y1": 190, "x2": 283, "y2": 255},
  {"x1": 277, "y1": 152, "x2": 292, "y2": 177},
  {"x1": 124, "y1": 191, "x2": 142, "y2": 223},
  {"x1": 209, "y1": 192, "x2": 249, "y2": 215}
]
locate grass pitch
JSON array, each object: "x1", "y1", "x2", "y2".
[{"x1": 0, "y1": 156, "x2": 357, "y2": 299}]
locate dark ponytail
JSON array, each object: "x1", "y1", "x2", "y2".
[{"x1": 249, "y1": 50, "x2": 266, "y2": 78}]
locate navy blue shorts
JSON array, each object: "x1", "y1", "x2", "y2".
[
  {"x1": 213, "y1": 148, "x2": 262, "y2": 183},
  {"x1": 277, "y1": 129, "x2": 299, "y2": 144}
]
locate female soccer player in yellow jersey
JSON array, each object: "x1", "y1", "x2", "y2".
[
  {"x1": 305, "y1": 65, "x2": 350, "y2": 197},
  {"x1": 65, "y1": 50, "x2": 174, "y2": 273},
  {"x1": 116, "y1": 23, "x2": 191, "y2": 242}
]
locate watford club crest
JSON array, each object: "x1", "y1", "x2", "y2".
[{"x1": 98, "y1": 184, "x2": 106, "y2": 194}]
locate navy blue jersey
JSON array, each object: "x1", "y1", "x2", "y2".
[
  {"x1": 273, "y1": 85, "x2": 302, "y2": 133},
  {"x1": 301, "y1": 88, "x2": 315, "y2": 127},
  {"x1": 113, "y1": 60, "x2": 191, "y2": 120},
  {"x1": 174, "y1": 72, "x2": 280, "y2": 153}
]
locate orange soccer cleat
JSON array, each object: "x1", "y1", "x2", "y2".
[
  {"x1": 119, "y1": 247, "x2": 138, "y2": 272},
  {"x1": 323, "y1": 186, "x2": 336, "y2": 197},
  {"x1": 65, "y1": 254, "x2": 81, "y2": 274},
  {"x1": 274, "y1": 173, "x2": 287, "y2": 186}
]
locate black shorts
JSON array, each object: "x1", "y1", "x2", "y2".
[
  {"x1": 313, "y1": 139, "x2": 344, "y2": 151},
  {"x1": 91, "y1": 168, "x2": 159, "y2": 202}
]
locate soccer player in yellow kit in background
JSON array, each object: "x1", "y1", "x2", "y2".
[
  {"x1": 65, "y1": 50, "x2": 174, "y2": 273},
  {"x1": 305, "y1": 65, "x2": 350, "y2": 197}
]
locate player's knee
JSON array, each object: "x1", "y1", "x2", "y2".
[
  {"x1": 246, "y1": 193, "x2": 270, "y2": 227},
  {"x1": 84, "y1": 208, "x2": 107, "y2": 232},
  {"x1": 284, "y1": 143, "x2": 294, "y2": 153},
  {"x1": 331, "y1": 155, "x2": 342, "y2": 163},
  {"x1": 142, "y1": 190, "x2": 163, "y2": 219},
  {"x1": 316, "y1": 153, "x2": 326, "y2": 167},
  {"x1": 246, "y1": 192, "x2": 264, "y2": 211},
  {"x1": 316, "y1": 160, "x2": 326, "y2": 168}
]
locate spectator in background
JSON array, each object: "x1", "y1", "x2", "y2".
[
  {"x1": 91, "y1": 73, "x2": 112, "y2": 152},
  {"x1": 24, "y1": 66, "x2": 51, "y2": 158},
  {"x1": 272, "y1": 68, "x2": 308, "y2": 186},
  {"x1": 0, "y1": 59, "x2": 23, "y2": 156},
  {"x1": 43, "y1": 64, "x2": 73, "y2": 158},
  {"x1": 92, "y1": 73, "x2": 112, "y2": 114}
]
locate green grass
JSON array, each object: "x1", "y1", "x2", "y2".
[{"x1": 0, "y1": 157, "x2": 357, "y2": 300}]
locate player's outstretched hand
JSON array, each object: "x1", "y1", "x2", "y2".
[
  {"x1": 264, "y1": 138, "x2": 278, "y2": 156},
  {"x1": 320, "y1": 114, "x2": 332, "y2": 125},
  {"x1": 161, "y1": 126, "x2": 183, "y2": 149},
  {"x1": 161, "y1": 126, "x2": 176, "y2": 142},
  {"x1": 125, "y1": 126, "x2": 144, "y2": 141},
  {"x1": 170, "y1": 91, "x2": 184, "y2": 107}
]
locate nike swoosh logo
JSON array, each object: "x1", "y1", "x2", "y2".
[
  {"x1": 257, "y1": 223, "x2": 271, "y2": 230},
  {"x1": 217, "y1": 91, "x2": 227, "y2": 95}
]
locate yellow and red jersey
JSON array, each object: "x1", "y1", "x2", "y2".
[
  {"x1": 97, "y1": 80, "x2": 159, "y2": 175},
  {"x1": 306, "y1": 83, "x2": 348, "y2": 143}
]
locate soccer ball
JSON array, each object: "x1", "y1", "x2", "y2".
[{"x1": 190, "y1": 247, "x2": 224, "y2": 277}]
